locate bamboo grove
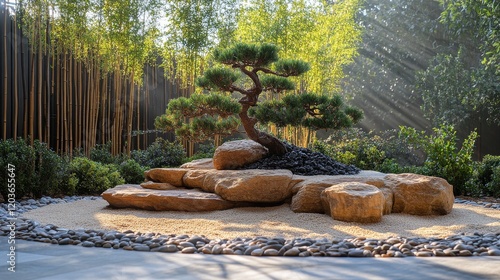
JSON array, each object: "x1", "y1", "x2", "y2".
[{"x1": 0, "y1": 0, "x2": 362, "y2": 156}]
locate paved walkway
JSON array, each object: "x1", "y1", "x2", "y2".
[{"x1": 0, "y1": 236, "x2": 499, "y2": 279}]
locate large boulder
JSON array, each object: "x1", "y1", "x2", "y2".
[
  {"x1": 212, "y1": 140, "x2": 268, "y2": 170},
  {"x1": 321, "y1": 182, "x2": 385, "y2": 223},
  {"x1": 144, "y1": 168, "x2": 188, "y2": 187},
  {"x1": 384, "y1": 173, "x2": 454, "y2": 215},
  {"x1": 182, "y1": 169, "x2": 211, "y2": 189},
  {"x1": 379, "y1": 187, "x2": 394, "y2": 215},
  {"x1": 290, "y1": 171, "x2": 386, "y2": 213},
  {"x1": 102, "y1": 184, "x2": 241, "y2": 211},
  {"x1": 202, "y1": 169, "x2": 293, "y2": 203}
]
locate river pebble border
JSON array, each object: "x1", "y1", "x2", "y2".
[{"x1": 1, "y1": 196, "x2": 499, "y2": 257}]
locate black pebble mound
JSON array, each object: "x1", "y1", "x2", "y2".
[{"x1": 240, "y1": 142, "x2": 360, "y2": 176}]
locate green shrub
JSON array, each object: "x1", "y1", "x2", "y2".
[
  {"x1": 184, "y1": 142, "x2": 216, "y2": 162},
  {"x1": 312, "y1": 128, "x2": 424, "y2": 171},
  {"x1": 90, "y1": 142, "x2": 128, "y2": 164},
  {"x1": 69, "y1": 157, "x2": 124, "y2": 195},
  {"x1": 311, "y1": 129, "x2": 400, "y2": 170},
  {"x1": 399, "y1": 124, "x2": 478, "y2": 195},
  {"x1": 131, "y1": 138, "x2": 185, "y2": 168},
  {"x1": 118, "y1": 159, "x2": 148, "y2": 184},
  {"x1": 466, "y1": 155, "x2": 500, "y2": 197},
  {"x1": 0, "y1": 138, "x2": 67, "y2": 198},
  {"x1": 488, "y1": 166, "x2": 500, "y2": 197}
]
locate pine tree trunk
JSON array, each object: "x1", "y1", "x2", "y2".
[{"x1": 239, "y1": 103, "x2": 287, "y2": 155}]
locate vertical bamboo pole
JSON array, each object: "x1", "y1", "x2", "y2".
[
  {"x1": 2, "y1": 7, "x2": 8, "y2": 140},
  {"x1": 63, "y1": 52, "x2": 69, "y2": 153},
  {"x1": 68, "y1": 53, "x2": 73, "y2": 155},
  {"x1": 101, "y1": 75, "x2": 107, "y2": 145},
  {"x1": 37, "y1": 29, "x2": 43, "y2": 142},
  {"x1": 56, "y1": 54, "x2": 60, "y2": 152},
  {"x1": 13, "y1": 12, "x2": 18, "y2": 139},
  {"x1": 29, "y1": 46, "x2": 35, "y2": 145},
  {"x1": 126, "y1": 72, "x2": 134, "y2": 155}
]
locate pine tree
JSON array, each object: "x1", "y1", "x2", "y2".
[{"x1": 155, "y1": 43, "x2": 363, "y2": 155}]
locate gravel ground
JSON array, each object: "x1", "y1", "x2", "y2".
[
  {"x1": 1, "y1": 196, "x2": 499, "y2": 257},
  {"x1": 19, "y1": 198, "x2": 500, "y2": 240}
]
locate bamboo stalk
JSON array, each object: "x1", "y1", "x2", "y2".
[
  {"x1": 56, "y1": 54, "x2": 60, "y2": 152},
  {"x1": 29, "y1": 46, "x2": 35, "y2": 145},
  {"x1": 68, "y1": 53, "x2": 73, "y2": 155},
  {"x1": 37, "y1": 29, "x2": 42, "y2": 142},
  {"x1": 126, "y1": 72, "x2": 134, "y2": 155},
  {"x1": 63, "y1": 52, "x2": 68, "y2": 153},
  {"x1": 3, "y1": 7, "x2": 8, "y2": 140},
  {"x1": 13, "y1": 12, "x2": 18, "y2": 139}
]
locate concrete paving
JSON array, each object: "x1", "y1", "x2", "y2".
[{"x1": 0, "y1": 236, "x2": 499, "y2": 280}]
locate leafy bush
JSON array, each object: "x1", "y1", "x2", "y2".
[
  {"x1": 69, "y1": 157, "x2": 124, "y2": 195},
  {"x1": 0, "y1": 138, "x2": 66, "y2": 198},
  {"x1": 184, "y1": 142, "x2": 216, "y2": 162},
  {"x1": 118, "y1": 159, "x2": 148, "y2": 184},
  {"x1": 131, "y1": 138, "x2": 185, "y2": 168},
  {"x1": 90, "y1": 142, "x2": 128, "y2": 164},
  {"x1": 311, "y1": 128, "x2": 420, "y2": 171},
  {"x1": 399, "y1": 124, "x2": 478, "y2": 195},
  {"x1": 466, "y1": 155, "x2": 500, "y2": 197}
]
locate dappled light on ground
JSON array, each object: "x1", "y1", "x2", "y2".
[{"x1": 22, "y1": 199, "x2": 500, "y2": 240}]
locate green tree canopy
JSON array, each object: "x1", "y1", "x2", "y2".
[{"x1": 155, "y1": 43, "x2": 363, "y2": 155}]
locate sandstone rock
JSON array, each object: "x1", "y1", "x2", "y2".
[
  {"x1": 144, "y1": 168, "x2": 188, "y2": 187},
  {"x1": 183, "y1": 169, "x2": 211, "y2": 189},
  {"x1": 140, "y1": 181, "x2": 178, "y2": 190},
  {"x1": 213, "y1": 140, "x2": 268, "y2": 170},
  {"x1": 321, "y1": 182, "x2": 384, "y2": 223},
  {"x1": 379, "y1": 187, "x2": 394, "y2": 215},
  {"x1": 203, "y1": 169, "x2": 293, "y2": 203},
  {"x1": 180, "y1": 158, "x2": 214, "y2": 169},
  {"x1": 102, "y1": 184, "x2": 240, "y2": 211},
  {"x1": 384, "y1": 173, "x2": 454, "y2": 215},
  {"x1": 290, "y1": 171, "x2": 386, "y2": 213}
]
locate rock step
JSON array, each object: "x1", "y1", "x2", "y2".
[{"x1": 102, "y1": 185, "x2": 244, "y2": 211}]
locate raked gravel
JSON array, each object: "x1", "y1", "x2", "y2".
[{"x1": 1, "y1": 196, "x2": 500, "y2": 257}]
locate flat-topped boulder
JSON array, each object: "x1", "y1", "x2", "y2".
[
  {"x1": 290, "y1": 171, "x2": 386, "y2": 213},
  {"x1": 321, "y1": 182, "x2": 385, "y2": 223},
  {"x1": 213, "y1": 140, "x2": 268, "y2": 170},
  {"x1": 180, "y1": 158, "x2": 214, "y2": 169},
  {"x1": 102, "y1": 184, "x2": 242, "y2": 211},
  {"x1": 144, "y1": 168, "x2": 188, "y2": 187},
  {"x1": 140, "y1": 181, "x2": 178, "y2": 190},
  {"x1": 384, "y1": 173, "x2": 454, "y2": 215},
  {"x1": 203, "y1": 169, "x2": 293, "y2": 203}
]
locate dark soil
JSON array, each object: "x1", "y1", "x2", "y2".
[{"x1": 240, "y1": 142, "x2": 360, "y2": 176}]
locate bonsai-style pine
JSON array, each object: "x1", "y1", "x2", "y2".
[{"x1": 155, "y1": 43, "x2": 363, "y2": 155}]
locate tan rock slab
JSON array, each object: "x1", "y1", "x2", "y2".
[
  {"x1": 379, "y1": 187, "x2": 394, "y2": 215},
  {"x1": 321, "y1": 182, "x2": 384, "y2": 223},
  {"x1": 140, "y1": 181, "x2": 178, "y2": 190},
  {"x1": 203, "y1": 169, "x2": 293, "y2": 203},
  {"x1": 213, "y1": 140, "x2": 268, "y2": 170},
  {"x1": 183, "y1": 169, "x2": 211, "y2": 189},
  {"x1": 144, "y1": 168, "x2": 188, "y2": 187},
  {"x1": 180, "y1": 158, "x2": 214, "y2": 169},
  {"x1": 290, "y1": 171, "x2": 386, "y2": 213},
  {"x1": 384, "y1": 173, "x2": 454, "y2": 215},
  {"x1": 102, "y1": 184, "x2": 239, "y2": 211}
]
